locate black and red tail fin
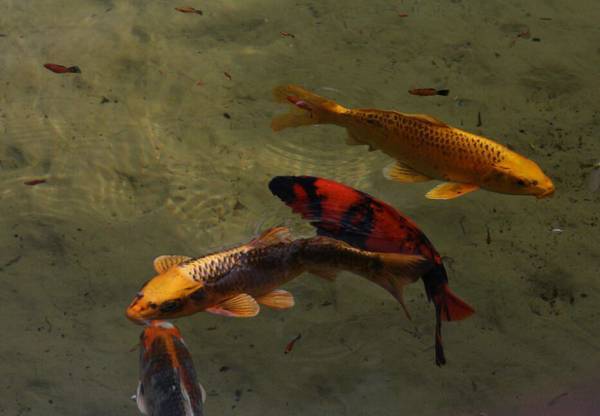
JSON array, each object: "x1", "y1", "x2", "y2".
[{"x1": 269, "y1": 176, "x2": 474, "y2": 366}]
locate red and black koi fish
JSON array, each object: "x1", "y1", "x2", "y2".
[
  {"x1": 268, "y1": 175, "x2": 475, "y2": 366},
  {"x1": 136, "y1": 321, "x2": 205, "y2": 415},
  {"x1": 43, "y1": 63, "x2": 81, "y2": 74}
]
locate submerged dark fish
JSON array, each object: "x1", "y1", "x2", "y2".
[
  {"x1": 268, "y1": 176, "x2": 475, "y2": 365},
  {"x1": 126, "y1": 227, "x2": 431, "y2": 322},
  {"x1": 137, "y1": 320, "x2": 205, "y2": 416}
]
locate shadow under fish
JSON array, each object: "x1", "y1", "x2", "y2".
[
  {"x1": 268, "y1": 175, "x2": 475, "y2": 366},
  {"x1": 136, "y1": 321, "x2": 206, "y2": 416}
]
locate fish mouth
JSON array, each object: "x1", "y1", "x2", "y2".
[
  {"x1": 536, "y1": 187, "x2": 555, "y2": 198},
  {"x1": 125, "y1": 303, "x2": 148, "y2": 324}
]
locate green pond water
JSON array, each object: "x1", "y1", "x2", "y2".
[{"x1": 1, "y1": 0, "x2": 599, "y2": 415}]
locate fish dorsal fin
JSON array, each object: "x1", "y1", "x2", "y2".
[
  {"x1": 255, "y1": 289, "x2": 295, "y2": 309},
  {"x1": 426, "y1": 182, "x2": 479, "y2": 200},
  {"x1": 383, "y1": 161, "x2": 432, "y2": 183},
  {"x1": 153, "y1": 255, "x2": 192, "y2": 273},
  {"x1": 402, "y1": 112, "x2": 448, "y2": 128},
  {"x1": 250, "y1": 226, "x2": 293, "y2": 248},
  {"x1": 205, "y1": 293, "x2": 259, "y2": 318}
]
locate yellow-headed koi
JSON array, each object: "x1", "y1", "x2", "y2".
[
  {"x1": 126, "y1": 227, "x2": 432, "y2": 322},
  {"x1": 271, "y1": 85, "x2": 555, "y2": 200}
]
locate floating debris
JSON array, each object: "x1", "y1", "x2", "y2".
[
  {"x1": 175, "y1": 6, "x2": 203, "y2": 15},
  {"x1": 477, "y1": 111, "x2": 482, "y2": 127},
  {"x1": 284, "y1": 334, "x2": 302, "y2": 354},
  {"x1": 24, "y1": 179, "x2": 46, "y2": 186},
  {"x1": 398, "y1": 12, "x2": 409, "y2": 17},
  {"x1": 280, "y1": 31, "x2": 295, "y2": 38},
  {"x1": 551, "y1": 228, "x2": 563, "y2": 234},
  {"x1": 408, "y1": 88, "x2": 449, "y2": 96},
  {"x1": 43, "y1": 63, "x2": 80, "y2": 74}
]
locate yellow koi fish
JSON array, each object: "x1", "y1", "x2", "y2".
[{"x1": 271, "y1": 85, "x2": 555, "y2": 200}]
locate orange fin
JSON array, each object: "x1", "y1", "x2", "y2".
[
  {"x1": 383, "y1": 161, "x2": 432, "y2": 183},
  {"x1": 438, "y1": 284, "x2": 475, "y2": 321},
  {"x1": 206, "y1": 294, "x2": 259, "y2": 318},
  {"x1": 255, "y1": 289, "x2": 295, "y2": 309},
  {"x1": 153, "y1": 255, "x2": 192, "y2": 273},
  {"x1": 250, "y1": 227, "x2": 293, "y2": 248},
  {"x1": 426, "y1": 182, "x2": 479, "y2": 200}
]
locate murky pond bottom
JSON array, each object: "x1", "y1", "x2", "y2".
[{"x1": 1, "y1": 0, "x2": 599, "y2": 415}]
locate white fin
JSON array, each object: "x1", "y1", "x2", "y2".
[
  {"x1": 255, "y1": 289, "x2": 295, "y2": 309},
  {"x1": 199, "y1": 383, "x2": 207, "y2": 403},
  {"x1": 250, "y1": 226, "x2": 293, "y2": 248},
  {"x1": 206, "y1": 294, "x2": 260, "y2": 317},
  {"x1": 179, "y1": 370, "x2": 194, "y2": 416},
  {"x1": 426, "y1": 182, "x2": 479, "y2": 200},
  {"x1": 383, "y1": 161, "x2": 431, "y2": 183},
  {"x1": 153, "y1": 255, "x2": 192, "y2": 273},
  {"x1": 136, "y1": 382, "x2": 148, "y2": 415}
]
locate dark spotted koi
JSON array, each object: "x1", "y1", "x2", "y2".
[
  {"x1": 136, "y1": 321, "x2": 205, "y2": 416},
  {"x1": 268, "y1": 175, "x2": 475, "y2": 366}
]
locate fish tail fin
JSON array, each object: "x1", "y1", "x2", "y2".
[
  {"x1": 423, "y1": 266, "x2": 475, "y2": 322},
  {"x1": 434, "y1": 302, "x2": 446, "y2": 366},
  {"x1": 436, "y1": 89, "x2": 450, "y2": 96},
  {"x1": 436, "y1": 284, "x2": 475, "y2": 321},
  {"x1": 271, "y1": 84, "x2": 347, "y2": 131}
]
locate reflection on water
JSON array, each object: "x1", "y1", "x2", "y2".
[{"x1": 1, "y1": 0, "x2": 599, "y2": 415}]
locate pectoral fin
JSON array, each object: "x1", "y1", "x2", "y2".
[
  {"x1": 426, "y1": 182, "x2": 479, "y2": 200},
  {"x1": 383, "y1": 161, "x2": 432, "y2": 183},
  {"x1": 206, "y1": 294, "x2": 259, "y2": 317},
  {"x1": 153, "y1": 255, "x2": 192, "y2": 273},
  {"x1": 307, "y1": 267, "x2": 338, "y2": 281},
  {"x1": 255, "y1": 289, "x2": 295, "y2": 309}
]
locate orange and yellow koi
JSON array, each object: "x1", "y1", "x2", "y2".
[{"x1": 271, "y1": 85, "x2": 555, "y2": 200}]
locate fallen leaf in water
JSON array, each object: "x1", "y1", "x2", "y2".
[
  {"x1": 175, "y1": 6, "x2": 203, "y2": 15},
  {"x1": 24, "y1": 179, "x2": 47, "y2": 186},
  {"x1": 284, "y1": 334, "x2": 302, "y2": 354}
]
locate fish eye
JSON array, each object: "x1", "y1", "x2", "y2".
[
  {"x1": 516, "y1": 179, "x2": 526, "y2": 186},
  {"x1": 532, "y1": 180, "x2": 538, "y2": 185},
  {"x1": 159, "y1": 299, "x2": 183, "y2": 313}
]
